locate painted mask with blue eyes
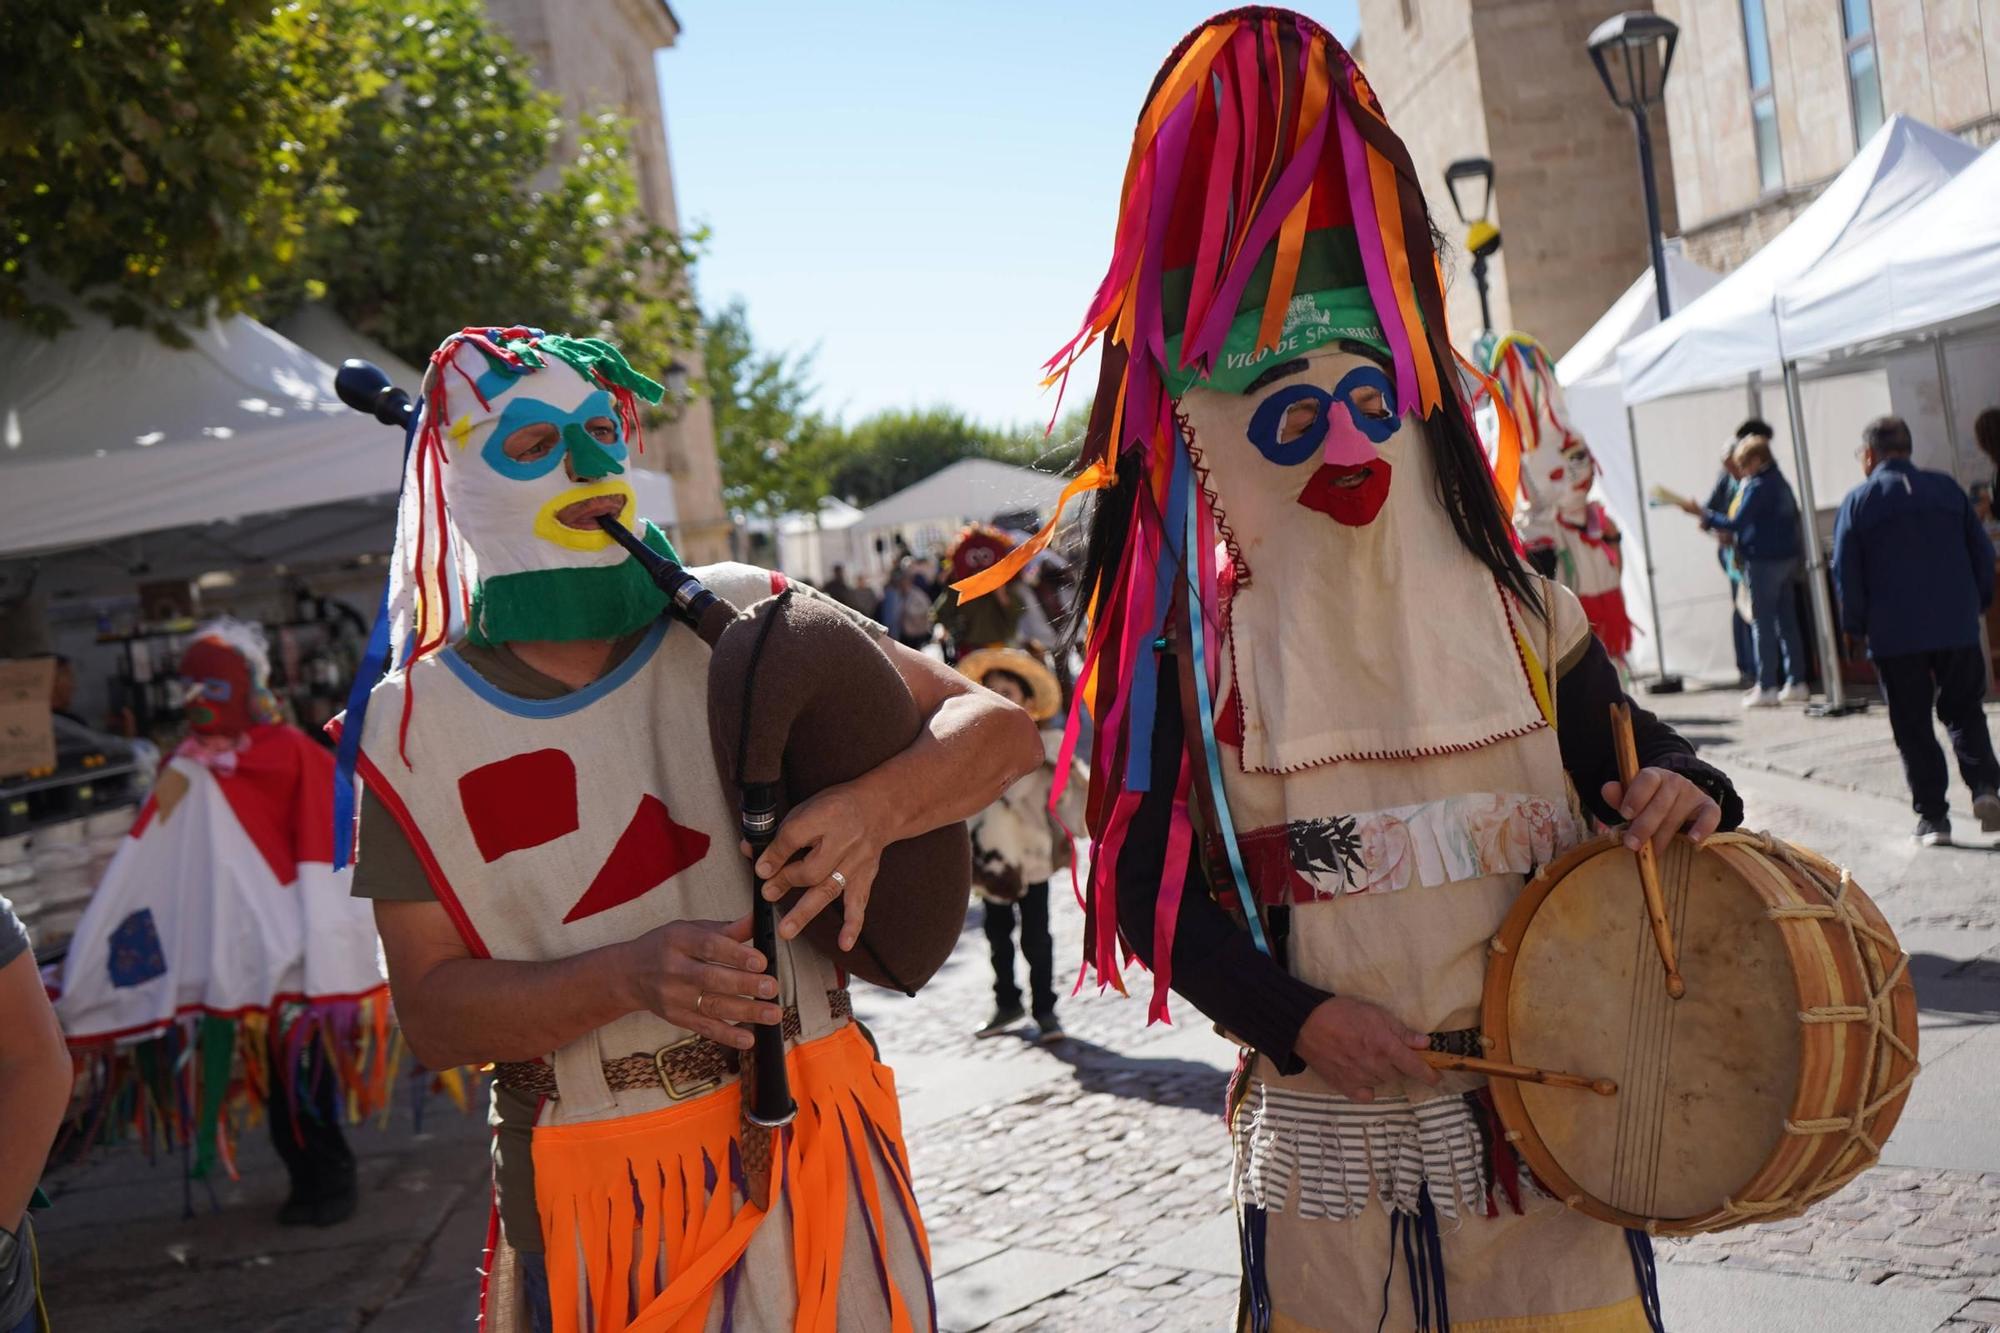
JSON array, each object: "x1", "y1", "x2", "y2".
[
  {"x1": 441, "y1": 357, "x2": 636, "y2": 583},
  {"x1": 421, "y1": 328, "x2": 672, "y2": 646},
  {"x1": 1181, "y1": 342, "x2": 1410, "y2": 537}
]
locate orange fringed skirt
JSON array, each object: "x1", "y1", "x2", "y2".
[{"x1": 526, "y1": 1025, "x2": 934, "y2": 1333}]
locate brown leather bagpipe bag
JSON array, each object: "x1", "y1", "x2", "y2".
[{"x1": 702, "y1": 586, "x2": 972, "y2": 994}]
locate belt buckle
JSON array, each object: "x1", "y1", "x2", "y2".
[{"x1": 652, "y1": 1036, "x2": 724, "y2": 1101}]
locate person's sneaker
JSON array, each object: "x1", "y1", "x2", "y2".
[
  {"x1": 1973, "y1": 790, "x2": 2000, "y2": 834},
  {"x1": 1778, "y1": 682, "x2": 1811, "y2": 704},
  {"x1": 1034, "y1": 1011, "x2": 1066, "y2": 1045},
  {"x1": 1914, "y1": 817, "x2": 1953, "y2": 847},
  {"x1": 975, "y1": 1003, "x2": 1026, "y2": 1038},
  {"x1": 1743, "y1": 686, "x2": 1781, "y2": 709}
]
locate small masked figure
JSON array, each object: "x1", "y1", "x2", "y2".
[{"x1": 57, "y1": 619, "x2": 387, "y2": 1224}]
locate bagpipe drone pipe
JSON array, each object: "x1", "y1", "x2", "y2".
[{"x1": 335, "y1": 360, "x2": 972, "y2": 1127}]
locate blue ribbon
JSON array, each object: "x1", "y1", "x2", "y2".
[
  {"x1": 1124, "y1": 445, "x2": 1192, "y2": 793},
  {"x1": 1179, "y1": 428, "x2": 1270, "y2": 957},
  {"x1": 332, "y1": 398, "x2": 422, "y2": 869}
]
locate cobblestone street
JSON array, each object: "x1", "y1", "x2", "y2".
[{"x1": 32, "y1": 689, "x2": 2000, "y2": 1331}]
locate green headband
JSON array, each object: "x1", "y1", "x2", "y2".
[{"x1": 1159, "y1": 227, "x2": 1388, "y2": 396}]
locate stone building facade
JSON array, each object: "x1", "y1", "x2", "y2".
[
  {"x1": 1654, "y1": 0, "x2": 2000, "y2": 272},
  {"x1": 485, "y1": 0, "x2": 734, "y2": 563},
  {"x1": 1353, "y1": 0, "x2": 1679, "y2": 358}
]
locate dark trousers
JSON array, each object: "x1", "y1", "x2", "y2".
[
  {"x1": 984, "y1": 881, "x2": 1056, "y2": 1018},
  {"x1": 268, "y1": 1028, "x2": 356, "y2": 1201},
  {"x1": 1731, "y1": 607, "x2": 1756, "y2": 681},
  {"x1": 1875, "y1": 643, "x2": 2000, "y2": 821}
]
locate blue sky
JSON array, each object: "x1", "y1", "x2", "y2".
[{"x1": 657, "y1": 2, "x2": 1362, "y2": 433}]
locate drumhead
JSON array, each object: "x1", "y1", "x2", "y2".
[{"x1": 1499, "y1": 837, "x2": 1802, "y2": 1224}]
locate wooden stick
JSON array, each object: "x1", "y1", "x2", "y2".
[
  {"x1": 1421, "y1": 1050, "x2": 1617, "y2": 1097},
  {"x1": 1611, "y1": 702, "x2": 1687, "y2": 999}
]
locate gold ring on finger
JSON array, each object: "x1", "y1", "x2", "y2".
[{"x1": 694, "y1": 992, "x2": 708, "y2": 1018}]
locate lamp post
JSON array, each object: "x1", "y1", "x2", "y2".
[
  {"x1": 1588, "y1": 12, "x2": 1678, "y2": 322},
  {"x1": 1443, "y1": 157, "x2": 1500, "y2": 334},
  {"x1": 1589, "y1": 10, "x2": 1683, "y2": 692}
]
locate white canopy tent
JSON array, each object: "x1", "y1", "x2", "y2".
[
  {"x1": 0, "y1": 305, "x2": 396, "y2": 559},
  {"x1": 846, "y1": 458, "x2": 1070, "y2": 580},
  {"x1": 1777, "y1": 142, "x2": 2000, "y2": 364},
  {"x1": 1619, "y1": 116, "x2": 1978, "y2": 403},
  {"x1": 1610, "y1": 116, "x2": 1980, "y2": 698},
  {"x1": 1554, "y1": 246, "x2": 1722, "y2": 676},
  {"x1": 0, "y1": 304, "x2": 675, "y2": 587}
]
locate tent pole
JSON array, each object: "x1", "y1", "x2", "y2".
[
  {"x1": 1934, "y1": 334, "x2": 1966, "y2": 485},
  {"x1": 1625, "y1": 402, "x2": 1680, "y2": 692},
  {"x1": 1780, "y1": 359, "x2": 1854, "y2": 714}
]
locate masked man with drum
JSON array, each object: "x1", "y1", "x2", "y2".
[
  {"x1": 960, "y1": 12, "x2": 1745, "y2": 1329},
  {"x1": 340, "y1": 328, "x2": 1040, "y2": 1332}
]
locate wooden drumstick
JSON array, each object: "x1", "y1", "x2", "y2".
[
  {"x1": 1420, "y1": 1050, "x2": 1617, "y2": 1097},
  {"x1": 1611, "y1": 702, "x2": 1687, "y2": 999}
]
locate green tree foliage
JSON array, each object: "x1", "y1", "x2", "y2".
[
  {"x1": 0, "y1": 2, "x2": 363, "y2": 339},
  {"x1": 703, "y1": 299, "x2": 830, "y2": 519},
  {"x1": 820, "y1": 405, "x2": 1084, "y2": 509},
  {"x1": 291, "y1": 2, "x2": 701, "y2": 381},
  {"x1": 0, "y1": 0, "x2": 700, "y2": 383}
]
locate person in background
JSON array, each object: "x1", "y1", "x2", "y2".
[
  {"x1": 1832, "y1": 415, "x2": 2000, "y2": 846},
  {"x1": 47, "y1": 655, "x2": 84, "y2": 728},
  {"x1": 933, "y1": 525, "x2": 1025, "y2": 661},
  {"x1": 821, "y1": 563, "x2": 878, "y2": 621},
  {"x1": 1682, "y1": 422, "x2": 1809, "y2": 707},
  {"x1": 1704, "y1": 445, "x2": 1756, "y2": 687},
  {"x1": 956, "y1": 648, "x2": 1084, "y2": 1044},
  {"x1": 1976, "y1": 407, "x2": 2000, "y2": 494},
  {"x1": 1, "y1": 891, "x2": 67, "y2": 1333}
]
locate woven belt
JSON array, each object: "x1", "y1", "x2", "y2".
[
  {"x1": 1427, "y1": 1028, "x2": 1485, "y2": 1058},
  {"x1": 494, "y1": 989, "x2": 853, "y2": 1102}
]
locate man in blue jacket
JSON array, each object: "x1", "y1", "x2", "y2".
[
  {"x1": 1690, "y1": 424, "x2": 1809, "y2": 706},
  {"x1": 1832, "y1": 415, "x2": 2000, "y2": 846}
]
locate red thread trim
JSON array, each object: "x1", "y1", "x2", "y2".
[
  {"x1": 354, "y1": 748, "x2": 491, "y2": 958},
  {"x1": 62, "y1": 985, "x2": 390, "y2": 1047}
]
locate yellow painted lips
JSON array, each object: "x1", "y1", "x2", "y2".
[{"x1": 533, "y1": 479, "x2": 637, "y2": 551}]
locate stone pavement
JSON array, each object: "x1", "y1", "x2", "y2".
[{"x1": 30, "y1": 685, "x2": 2000, "y2": 1331}]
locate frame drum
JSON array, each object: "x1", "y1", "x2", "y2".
[{"x1": 1482, "y1": 831, "x2": 1918, "y2": 1236}]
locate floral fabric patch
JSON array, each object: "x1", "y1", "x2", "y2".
[
  {"x1": 1235, "y1": 793, "x2": 1578, "y2": 905},
  {"x1": 107, "y1": 908, "x2": 168, "y2": 989}
]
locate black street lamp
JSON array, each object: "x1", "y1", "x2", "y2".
[
  {"x1": 1589, "y1": 11, "x2": 1683, "y2": 693},
  {"x1": 1588, "y1": 11, "x2": 1679, "y2": 321},
  {"x1": 1443, "y1": 157, "x2": 1500, "y2": 334}
]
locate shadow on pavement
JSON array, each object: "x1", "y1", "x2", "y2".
[
  {"x1": 1907, "y1": 951, "x2": 2000, "y2": 1028},
  {"x1": 1009, "y1": 1033, "x2": 1230, "y2": 1113}
]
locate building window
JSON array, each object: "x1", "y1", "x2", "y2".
[
  {"x1": 1740, "y1": 0, "x2": 1783, "y2": 192},
  {"x1": 1842, "y1": 0, "x2": 1884, "y2": 146}
]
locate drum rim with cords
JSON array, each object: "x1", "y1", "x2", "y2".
[{"x1": 1479, "y1": 829, "x2": 1920, "y2": 1237}]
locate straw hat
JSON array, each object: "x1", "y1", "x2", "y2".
[{"x1": 957, "y1": 647, "x2": 1062, "y2": 722}]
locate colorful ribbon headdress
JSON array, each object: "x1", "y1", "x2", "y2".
[{"x1": 979, "y1": 8, "x2": 1501, "y2": 1016}]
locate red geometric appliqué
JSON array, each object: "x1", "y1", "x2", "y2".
[
  {"x1": 562, "y1": 794, "x2": 711, "y2": 924},
  {"x1": 458, "y1": 749, "x2": 580, "y2": 864}
]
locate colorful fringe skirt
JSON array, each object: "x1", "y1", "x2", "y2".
[{"x1": 525, "y1": 1024, "x2": 934, "y2": 1333}]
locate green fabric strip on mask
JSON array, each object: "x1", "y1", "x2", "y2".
[
  {"x1": 467, "y1": 520, "x2": 681, "y2": 647},
  {"x1": 1158, "y1": 227, "x2": 1389, "y2": 396},
  {"x1": 562, "y1": 421, "x2": 625, "y2": 478},
  {"x1": 1163, "y1": 287, "x2": 1388, "y2": 396},
  {"x1": 487, "y1": 332, "x2": 667, "y2": 405}
]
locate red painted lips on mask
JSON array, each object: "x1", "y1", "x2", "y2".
[{"x1": 1297, "y1": 459, "x2": 1393, "y2": 525}]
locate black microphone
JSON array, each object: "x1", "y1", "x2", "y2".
[{"x1": 335, "y1": 359, "x2": 413, "y2": 428}]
